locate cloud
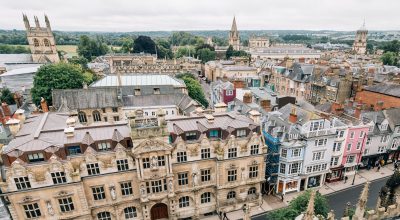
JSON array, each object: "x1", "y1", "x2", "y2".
[{"x1": 0, "y1": 0, "x2": 399, "y2": 31}]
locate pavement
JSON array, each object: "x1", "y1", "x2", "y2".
[{"x1": 202, "y1": 165, "x2": 396, "y2": 220}]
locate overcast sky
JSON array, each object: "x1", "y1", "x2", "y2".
[{"x1": 1, "y1": 0, "x2": 399, "y2": 32}]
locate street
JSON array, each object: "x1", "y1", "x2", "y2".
[{"x1": 251, "y1": 177, "x2": 389, "y2": 220}]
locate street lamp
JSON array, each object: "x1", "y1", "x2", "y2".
[{"x1": 352, "y1": 164, "x2": 359, "y2": 185}]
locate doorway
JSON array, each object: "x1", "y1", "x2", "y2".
[{"x1": 151, "y1": 203, "x2": 169, "y2": 220}]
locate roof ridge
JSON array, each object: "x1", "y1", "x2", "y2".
[{"x1": 33, "y1": 112, "x2": 48, "y2": 139}]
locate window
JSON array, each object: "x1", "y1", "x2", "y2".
[
  {"x1": 331, "y1": 157, "x2": 339, "y2": 166},
  {"x1": 102, "y1": 108, "x2": 106, "y2": 113},
  {"x1": 333, "y1": 142, "x2": 342, "y2": 151},
  {"x1": 228, "y1": 169, "x2": 237, "y2": 182},
  {"x1": 92, "y1": 186, "x2": 105, "y2": 200},
  {"x1": 209, "y1": 130, "x2": 219, "y2": 138},
  {"x1": 201, "y1": 148, "x2": 211, "y2": 159},
  {"x1": 151, "y1": 112, "x2": 155, "y2": 116},
  {"x1": 281, "y1": 149, "x2": 287, "y2": 158},
  {"x1": 51, "y1": 172, "x2": 66, "y2": 184},
  {"x1": 237, "y1": 129, "x2": 246, "y2": 137},
  {"x1": 201, "y1": 169, "x2": 211, "y2": 182},
  {"x1": 366, "y1": 138, "x2": 371, "y2": 145},
  {"x1": 153, "y1": 88, "x2": 160, "y2": 94},
  {"x1": 346, "y1": 155, "x2": 355, "y2": 164},
  {"x1": 158, "y1": 156, "x2": 165, "y2": 166},
  {"x1": 350, "y1": 132, "x2": 355, "y2": 139},
  {"x1": 103, "y1": 117, "x2": 108, "y2": 122},
  {"x1": 78, "y1": 111, "x2": 87, "y2": 123},
  {"x1": 97, "y1": 211, "x2": 111, "y2": 220},
  {"x1": 310, "y1": 121, "x2": 324, "y2": 131},
  {"x1": 290, "y1": 162, "x2": 300, "y2": 174},
  {"x1": 201, "y1": 192, "x2": 211, "y2": 203},
  {"x1": 134, "y1": 89, "x2": 141, "y2": 95},
  {"x1": 150, "y1": 179, "x2": 167, "y2": 193},
  {"x1": 98, "y1": 142, "x2": 111, "y2": 151},
  {"x1": 312, "y1": 151, "x2": 324, "y2": 161},
  {"x1": 179, "y1": 196, "x2": 190, "y2": 208},
  {"x1": 359, "y1": 131, "x2": 365, "y2": 138},
  {"x1": 356, "y1": 142, "x2": 362, "y2": 150},
  {"x1": 226, "y1": 89, "x2": 233, "y2": 96},
  {"x1": 336, "y1": 130, "x2": 344, "y2": 138},
  {"x1": 33, "y1": 38, "x2": 39, "y2": 47},
  {"x1": 23, "y1": 203, "x2": 41, "y2": 219},
  {"x1": 306, "y1": 166, "x2": 312, "y2": 173},
  {"x1": 322, "y1": 164, "x2": 327, "y2": 170},
  {"x1": 381, "y1": 135, "x2": 389, "y2": 143},
  {"x1": 227, "y1": 191, "x2": 236, "y2": 199},
  {"x1": 279, "y1": 163, "x2": 286, "y2": 174},
  {"x1": 143, "y1": 158, "x2": 150, "y2": 169},
  {"x1": 292, "y1": 148, "x2": 301, "y2": 157},
  {"x1": 113, "y1": 116, "x2": 120, "y2": 121},
  {"x1": 250, "y1": 145, "x2": 259, "y2": 155},
  {"x1": 347, "y1": 144, "x2": 353, "y2": 151},
  {"x1": 248, "y1": 187, "x2": 256, "y2": 195},
  {"x1": 185, "y1": 131, "x2": 197, "y2": 141},
  {"x1": 178, "y1": 173, "x2": 188, "y2": 186},
  {"x1": 117, "y1": 159, "x2": 129, "y2": 171},
  {"x1": 249, "y1": 166, "x2": 258, "y2": 178},
  {"x1": 314, "y1": 139, "x2": 327, "y2": 146},
  {"x1": 27, "y1": 153, "x2": 44, "y2": 163},
  {"x1": 58, "y1": 197, "x2": 74, "y2": 212},
  {"x1": 364, "y1": 149, "x2": 369, "y2": 155},
  {"x1": 124, "y1": 207, "x2": 137, "y2": 219},
  {"x1": 378, "y1": 146, "x2": 385, "y2": 153},
  {"x1": 93, "y1": 110, "x2": 101, "y2": 122},
  {"x1": 121, "y1": 182, "x2": 133, "y2": 196},
  {"x1": 87, "y1": 163, "x2": 100, "y2": 175},
  {"x1": 67, "y1": 146, "x2": 81, "y2": 155},
  {"x1": 228, "y1": 148, "x2": 237, "y2": 158},
  {"x1": 43, "y1": 38, "x2": 50, "y2": 47},
  {"x1": 177, "y1": 152, "x2": 187, "y2": 163},
  {"x1": 381, "y1": 123, "x2": 388, "y2": 131},
  {"x1": 14, "y1": 176, "x2": 31, "y2": 190}
]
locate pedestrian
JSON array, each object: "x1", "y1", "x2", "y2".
[
  {"x1": 219, "y1": 211, "x2": 222, "y2": 218},
  {"x1": 377, "y1": 164, "x2": 381, "y2": 172},
  {"x1": 281, "y1": 193, "x2": 284, "y2": 201},
  {"x1": 374, "y1": 160, "x2": 379, "y2": 168},
  {"x1": 223, "y1": 212, "x2": 228, "y2": 220},
  {"x1": 394, "y1": 161, "x2": 398, "y2": 170}
]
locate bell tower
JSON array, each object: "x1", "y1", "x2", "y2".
[
  {"x1": 352, "y1": 20, "x2": 368, "y2": 55},
  {"x1": 23, "y1": 14, "x2": 60, "y2": 63},
  {"x1": 228, "y1": 16, "x2": 240, "y2": 50}
]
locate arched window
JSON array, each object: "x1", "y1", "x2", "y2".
[
  {"x1": 33, "y1": 38, "x2": 39, "y2": 47},
  {"x1": 124, "y1": 207, "x2": 137, "y2": 219},
  {"x1": 97, "y1": 211, "x2": 111, "y2": 220},
  {"x1": 78, "y1": 111, "x2": 87, "y2": 123},
  {"x1": 179, "y1": 196, "x2": 190, "y2": 208},
  {"x1": 43, "y1": 38, "x2": 50, "y2": 47},
  {"x1": 227, "y1": 191, "x2": 236, "y2": 199},
  {"x1": 92, "y1": 110, "x2": 101, "y2": 122},
  {"x1": 201, "y1": 192, "x2": 211, "y2": 204},
  {"x1": 248, "y1": 187, "x2": 256, "y2": 195}
]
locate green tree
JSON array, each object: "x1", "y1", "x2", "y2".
[
  {"x1": 381, "y1": 40, "x2": 400, "y2": 53},
  {"x1": 133, "y1": 36, "x2": 157, "y2": 54},
  {"x1": 381, "y1": 52, "x2": 399, "y2": 66},
  {"x1": 77, "y1": 35, "x2": 109, "y2": 61},
  {"x1": 226, "y1": 45, "x2": 234, "y2": 59},
  {"x1": 196, "y1": 48, "x2": 216, "y2": 64},
  {"x1": 0, "y1": 44, "x2": 30, "y2": 54},
  {"x1": 175, "y1": 46, "x2": 196, "y2": 58},
  {"x1": 68, "y1": 56, "x2": 89, "y2": 69},
  {"x1": 0, "y1": 88, "x2": 16, "y2": 105},
  {"x1": 156, "y1": 39, "x2": 173, "y2": 59},
  {"x1": 176, "y1": 73, "x2": 208, "y2": 107},
  {"x1": 31, "y1": 63, "x2": 86, "y2": 106},
  {"x1": 120, "y1": 38, "x2": 134, "y2": 53}
]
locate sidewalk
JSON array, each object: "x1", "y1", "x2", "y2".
[{"x1": 205, "y1": 165, "x2": 395, "y2": 220}]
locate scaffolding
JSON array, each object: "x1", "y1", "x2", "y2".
[{"x1": 263, "y1": 130, "x2": 280, "y2": 194}]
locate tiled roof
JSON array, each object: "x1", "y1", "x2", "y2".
[
  {"x1": 363, "y1": 83, "x2": 400, "y2": 98},
  {"x1": 90, "y1": 74, "x2": 185, "y2": 87}
]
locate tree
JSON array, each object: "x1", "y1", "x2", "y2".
[
  {"x1": 120, "y1": 38, "x2": 134, "y2": 53},
  {"x1": 176, "y1": 73, "x2": 208, "y2": 107},
  {"x1": 196, "y1": 48, "x2": 216, "y2": 64},
  {"x1": 31, "y1": 63, "x2": 86, "y2": 106},
  {"x1": 0, "y1": 88, "x2": 15, "y2": 105},
  {"x1": 381, "y1": 52, "x2": 399, "y2": 66},
  {"x1": 381, "y1": 40, "x2": 400, "y2": 53},
  {"x1": 77, "y1": 35, "x2": 109, "y2": 61},
  {"x1": 175, "y1": 46, "x2": 195, "y2": 58},
  {"x1": 226, "y1": 45, "x2": 234, "y2": 59},
  {"x1": 268, "y1": 190, "x2": 329, "y2": 220},
  {"x1": 156, "y1": 39, "x2": 173, "y2": 59},
  {"x1": 68, "y1": 56, "x2": 89, "y2": 69},
  {"x1": 133, "y1": 36, "x2": 157, "y2": 54}
]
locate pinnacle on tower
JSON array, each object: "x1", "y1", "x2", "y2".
[
  {"x1": 44, "y1": 14, "x2": 51, "y2": 30},
  {"x1": 34, "y1": 15, "x2": 40, "y2": 28},
  {"x1": 22, "y1": 13, "x2": 30, "y2": 29},
  {"x1": 353, "y1": 181, "x2": 370, "y2": 220},
  {"x1": 303, "y1": 190, "x2": 316, "y2": 220},
  {"x1": 231, "y1": 16, "x2": 238, "y2": 33}
]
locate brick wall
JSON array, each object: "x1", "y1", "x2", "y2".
[{"x1": 355, "y1": 90, "x2": 400, "y2": 109}]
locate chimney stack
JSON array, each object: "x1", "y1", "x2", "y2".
[
  {"x1": 1, "y1": 102, "x2": 11, "y2": 117},
  {"x1": 6, "y1": 118, "x2": 21, "y2": 136},
  {"x1": 260, "y1": 99, "x2": 272, "y2": 112},
  {"x1": 243, "y1": 92, "x2": 253, "y2": 104},
  {"x1": 354, "y1": 104, "x2": 362, "y2": 119},
  {"x1": 40, "y1": 97, "x2": 49, "y2": 112},
  {"x1": 347, "y1": 99, "x2": 354, "y2": 108},
  {"x1": 375, "y1": 101, "x2": 384, "y2": 111},
  {"x1": 289, "y1": 106, "x2": 298, "y2": 123},
  {"x1": 214, "y1": 102, "x2": 227, "y2": 113},
  {"x1": 14, "y1": 109, "x2": 26, "y2": 123},
  {"x1": 248, "y1": 110, "x2": 261, "y2": 123},
  {"x1": 205, "y1": 114, "x2": 214, "y2": 124},
  {"x1": 331, "y1": 102, "x2": 344, "y2": 115}
]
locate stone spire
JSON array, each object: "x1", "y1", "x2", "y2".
[
  {"x1": 229, "y1": 16, "x2": 240, "y2": 50},
  {"x1": 231, "y1": 16, "x2": 238, "y2": 33},
  {"x1": 303, "y1": 190, "x2": 316, "y2": 220},
  {"x1": 44, "y1": 14, "x2": 51, "y2": 30},
  {"x1": 22, "y1": 13, "x2": 30, "y2": 30},
  {"x1": 353, "y1": 181, "x2": 370, "y2": 220}
]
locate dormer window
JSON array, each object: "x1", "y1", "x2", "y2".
[
  {"x1": 226, "y1": 89, "x2": 233, "y2": 96},
  {"x1": 153, "y1": 88, "x2": 160, "y2": 94},
  {"x1": 98, "y1": 142, "x2": 111, "y2": 151},
  {"x1": 185, "y1": 131, "x2": 197, "y2": 141},
  {"x1": 28, "y1": 153, "x2": 44, "y2": 163},
  {"x1": 67, "y1": 146, "x2": 81, "y2": 155},
  {"x1": 134, "y1": 89, "x2": 141, "y2": 96},
  {"x1": 236, "y1": 129, "x2": 246, "y2": 137},
  {"x1": 209, "y1": 130, "x2": 219, "y2": 138},
  {"x1": 381, "y1": 123, "x2": 388, "y2": 131}
]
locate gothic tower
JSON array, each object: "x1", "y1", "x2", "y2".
[
  {"x1": 352, "y1": 20, "x2": 368, "y2": 55},
  {"x1": 228, "y1": 16, "x2": 240, "y2": 50},
  {"x1": 23, "y1": 14, "x2": 60, "y2": 63}
]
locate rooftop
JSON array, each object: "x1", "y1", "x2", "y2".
[
  {"x1": 363, "y1": 83, "x2": 400, "y2": 98},
  {"x1": 90, "y1": 74, "x2": 185, "y2": 87}
]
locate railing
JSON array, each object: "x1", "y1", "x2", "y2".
[{"x1": 303, "y1": 128, "x2": 337, "y2": 138}]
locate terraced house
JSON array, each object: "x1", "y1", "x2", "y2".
[{"x1": 0, "y1": 109, "x2": 266, "y2": 220}]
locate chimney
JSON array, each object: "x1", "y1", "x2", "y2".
[
  {"x1": 1, "y1": 102, "x2": 11, "y2": 117},
  {"x1": 260, "y1": 99, "x2": 272, "y2": 112},
  {"x1": 157, "y1": 108, "x2": 166, "y2": 126},
  {"x1": 40, "y1": 97, "x2": 49, "y2": 112},
  {"x1": 331, "y1": 102, "x2": 343, "y2": 115},
  {"x1": 375, "y1": 101, "x2": 384, "y2": 111},
  {"x1": 205, "y1": 114, "x2": 214, "y2": 124},
  {"x1": 289, "y1": 106, "x2": 298, "y2": 123},
  {"x1": 367, "y1": 77, "x2": 374, "y2": 86},
  {"x1": 248, "y1": 110, "x2": 261, "y2": 123},
  {"x1": 6, "y1": 118, "x2": 21, "y2": 136},
  {"x1": 214, "y1": 102, "x2": 227, "y2": 113},
  {"x1": 243, "y1": 92, "x2": 253, "y2": 104},
  {"x1": 347, "y1": 99, "x2": 354, "y2": 108},
  {"x1": 354, "y1": 105, "x2": 362, "y2": 119},
  {"x1": 14, "y1": 109, "x2": 26, "y2": 123},
  {"x1": 66, "y1": 117, "x2": 76, "y2": 127}
]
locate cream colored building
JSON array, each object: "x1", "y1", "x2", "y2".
[
  {"x1": 0, "y1": 109, "x2": 266, "y2": 220},
  {"x1": 249, "y1": 36, "x2": 270, "y2": 52},
  {"x1": 352, "y1": 21, "x2": 368, "y2": 55}
]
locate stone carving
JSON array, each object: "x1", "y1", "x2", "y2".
[
  {"x1": 110, "y1": 186, "x2": 116, "y2": 200},
  {"x1": 169, "y1": 179, "x2": 173, "y2": 193},
  {"x1": 241, "y1": 167, "x2": 246, "y2": 180},
  {"x1": 187, "y1": 144, "x2": 199, "y2": 157},
  {"x1": 192, "y1": 173, "x2": 198, "y2": 187},
  {"x1": 114, "y1": 143, "x2": 127, "y2": 159},
  {"x1": 151, "y1": 156, "x2": 157, "y2": 168},
  {"x1": 10, "y1": 160, "x2": 27, "y2": 177},
  {"x1": 214, "y1": 143, "x2": 225, "y2": 156},
  {"x1": 140, "y1": 185, "x2": 147, "y2": 197},
  {"x1": 46, "y1": 201, "x2": 54, "y2": 216},
  {"x1": 84, "y1": 146, "x2": 98, "y2": 163}
]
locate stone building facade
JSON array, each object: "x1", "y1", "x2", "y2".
[
  {"x1": 23, "y1": 14, "x2": 60, "y2": 63},
  {"x1": 228, "y1": 17, "x2": 240, "y2": 50},
  {"x1": 352, "y1": 21, "x2": 368, "y2": 55}
]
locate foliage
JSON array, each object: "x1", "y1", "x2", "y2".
[
  {"x1": 379, "y1": 169, "x2": 400, "y2": 209},
  {"x1": 268, "y1": 190, "x2": 329, "y2": 220},
  {"x1": 67, "y1": 56, "x2": 89, "y2": 69},
  {"x1": 175, "y1": 46, "x2": 196, "y2": 58},
  {"x1": 226, "y1": 45, "x2": 249, "y2": 59},
  {"x1": 0, "y1": 44, "x2": 30, "y2": 54},
  {"x1": 196, "y1": 48, "x2": 216, "y2": 64},
  {"x1": 381, "y1": 40, "x2": 400, "y2": 53},
  {"x1": 133, "y1": 36, "x2": 157, "y2": 54},
  {"x1": 176, "y1": 73, "x2": 208, "y2": 107},
  {"x1": 176, "y1": 72, "x2": 196, "y2": 80},
  {"x1": 381, "y1": 52, "x2": 399, "y2": 66},
  {"x1": 156, "y1": 39, "x2": 173, "y2": 59},
  {"x1": 77, "y1": 35, "x2": 109, "y2": 61},
  {"x1": 281, "y1": 34, "x2": 311, "y2": 42},
  {"x1": 212, "y1": 36, "x2": 228, "y2": 46},
  {"x1": 120, "y1": 38, "x2": 134, "y2": 53},
  {"x1": 31, "y1": 63, "x2": 86, "y2": 105},
  {"x1": 169, "y1": 31, "x2": 204, "y2": 46},
  {"x1": 0, "y1": 88, "x2": 16, "y2": 105},
  {"x1": 195, "y1": 43, "x2": 215, "y2": 52},
  {"x1": 226, "y1": 45, "x2": 234, "y2": 59}
]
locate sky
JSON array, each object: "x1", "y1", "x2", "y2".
[{"x1": 1, "y1": 0, "x2": 399, "y2": 32}]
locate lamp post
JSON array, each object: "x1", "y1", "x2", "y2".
[
  {"x1": 242, "y1": 203, "x2": 250, "y2": 220},
  {"x1": 352, "y1": 164, "x2": 358, "y2": 185}
]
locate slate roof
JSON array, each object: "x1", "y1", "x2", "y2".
[
  {"x1": 90, "y1": 74, "x2": 185, "y2": 87},
  {"x1": 278, "y1": 103, "x2": 322, "y2": 125},
  {"x1": 383, "y1": 108, "x2": 400, "y2": 130},
  {"x1": 361, "y1": 111, "x2": 391, "y2": 135},
  {"x1": 282, "y1": 63, "x2": 313, "y2": 83},
  {"x1": 0, "y1": 54, "x2": 33, "y2": 65},
  {"x1": 363, "y1": 84, "x2": 400, "y2": 98}
]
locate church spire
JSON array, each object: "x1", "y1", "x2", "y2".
[{"x1": 231, "y1": 16, "x2": 238, "y2": 33}]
